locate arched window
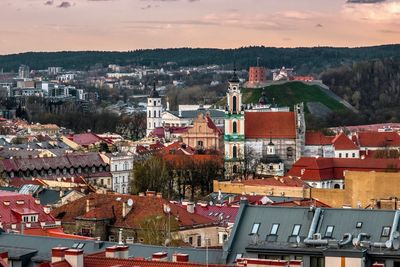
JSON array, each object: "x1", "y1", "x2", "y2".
[
  {"x1": 148, "y1": 110, "x2": 151, "y2": 117},
  {"x1": 287, "y1": 147, "x2": 294, "y2": 159},
  {"x1": 334, "y1": 184, "x2": 341, "y2": 189},
  {"x1": 233, "y1": 165, "x2": 238, "y2": 174},
  {"x1": 158, "y1": 110, "x2": 161, "y2": 117},
  {"x1": 233, "y1": 121, "x2": 237, "y2": 134},
  {"x1": 232, "y1": 146, "x2": 237, "y2": 159},
  {"x1": 232, "y1": 96, "x2": 237, "y2": 113},
  {"x1": 154, "y1": 122, "x2": 156, "y2": 128},
  {"x1": 154, "y1": 110, "x2": 157, "y2": 118}
]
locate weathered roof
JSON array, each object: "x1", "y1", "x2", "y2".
[
  {"x1": 0, "y1": 233, "x2": 225, "y2": 264},
  {"x1": 305, "y1": 131, "x2": 334, "y2": 146},
  {"x1": 331, "y1": 132, "x2": 358, "y2": 150},
  {"x1": 245, "y1": 112, "x2": 296, "y2": 139},
  {"x1": 356, "y1": 131, "x2": 400, "y2": 148},
  {"x1": 224, "y1": 203, "x2": 400, "y2": 263}
]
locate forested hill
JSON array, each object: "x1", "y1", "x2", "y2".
[{"x1": 1, "y1": 45, "x2": 400, "y2": 74}]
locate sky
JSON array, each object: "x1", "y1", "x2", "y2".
[{"x1": 0, "y1": 0, "x2": 400, "y2": 54}]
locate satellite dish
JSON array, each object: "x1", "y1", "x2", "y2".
[
  {"x1": 127, "y1": 199, "x2": 134, "y2": 207},
  {"x1": 394, "y1": 239, "x2": 400, "y2": 250},
  {"x1": 296, "y1": 236, "x2": 301, "y2": 244},
  {"x1": 386, "y1": 240, "x2": 393, "y2": 249}
]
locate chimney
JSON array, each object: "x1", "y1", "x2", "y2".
[
  {"x1": 52, "y1": 247, "x2": 69, "y2": 263},
  {"x1": 118, "y1": 246, "x2": 129, "y2": 259},
  {"x1": 172, "y1": 253, "x2": 189, "y2": 263},
  {"x1": 86, "y1": 199, "x2": 94, "y2": 213},
  {"x1": 186, "y1": 202, "x2": 195, "y2": 214},
  {"x1": 64, "y1": 249, "x2": 84, "y2": 267},
  {"x1": 152, "y1": 252, "x2": 168, "y2": 262},
  {"x1": 146, "y1": 191, "x2": 155, "y2": 197},
  {"x1": 122, "y1": 202, "x2": 132, "y2": 218},
  {"x1": 0, "y1": 252, "x2": 8, "y2": 265},
  {"x1": 156, "y1": 192, "x2": 163, "y2": 198},
  {"x1": 106, "y1": 246, "x2": 119, "y2": 258},
  {"x1": 138, "y1": 192, "x2": 145, "y2": 197}
]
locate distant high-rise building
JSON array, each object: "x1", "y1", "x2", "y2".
[{"x1": 18, "y1": 65, "x2": 30, "y2": 79}]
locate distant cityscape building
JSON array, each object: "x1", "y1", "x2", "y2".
[
  {"x1": 248, "y1": 66, "x2": 267, "y2": 84},
  {"x1": 146, "y1": 83, "x2": 163, "y2": 136},
  {"x1": 18, "y1": 65, "x2": 30, "y2": 79}
]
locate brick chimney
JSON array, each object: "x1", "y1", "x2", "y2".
[
  {"x1": 152, "y1": 252, "x2": 168, "y2": 261},
  {"x1": 52, "y1": 247, "x2": 69, "y2": 263},
  {"x1": 106, "y1": 246, "x2": 119, "y2": 258},
  {"x1": 0, "y1": 251, "x2": 8, "y2": 265},
  {"x1": 64, "y1": 249, "x2": 84, "y2": 267},
  {"x1": 172, "y1": 253, "x2": 189, "y2": 263},
  {"x1": 186, "y1": 202, "x2": 195, "y2": 214},
  {"x1": 106, "y1": 245, "x2": 129, "y2": 259}
]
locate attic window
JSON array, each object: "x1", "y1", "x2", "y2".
[
  {"x1": 250, "y1": 223, "x2": 260, "y2": 235},
  {"x1": 382, "y1": 226, "x2": 391, "y2": 237},
  {"x1": 16, "y1": 200, "x2": 25, "y2": 205},
  {"x1": 3, "y1": 201, "x2": 10, "y2": 206},
  {"x1": 292, "y1": 224, "x2": 301, "y2": 236},
  {"x1": 270, "y1": 223, "x2": 279, "y2": 235},
  {"x1": 356, "y1": 222, "x2": 363, "y2": 229},
  {"x1": 325, "y1": 225, "x2": 334, "y2": 238}
]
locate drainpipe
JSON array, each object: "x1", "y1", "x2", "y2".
[
  {"x1": 339, "y1": 233, "x2": 352, "y2": 247},
  {"x1": 372, "y1": 210, "x2": 400, "y2": 249},
  {"x1": 304, "y1": 208, "x2": 329, "y2": 246}
]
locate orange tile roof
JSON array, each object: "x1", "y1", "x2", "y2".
[
  {"x1": 245, "y1": 112, "x2": 296, "y2": 139},
  {"x1": 357, "y1": 132, "x2": 400, "y2": 147},
  {"x1": 240, "y1": 176, "x2": 307, "y2": 187},
  {"x1": 84, "y1": 256, "x2": 230, "y2": 267},
  {"x1": 331, "y1": 132, "x2": 358, "y2": 150},
  {"x1": 305, "y1": 131, "x2": 334, "y2": 145},
  {"x1": 51, "y1": 193, "x2": 214, "y2": 230}
]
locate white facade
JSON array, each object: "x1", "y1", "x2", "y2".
[
  {"x1": 303, "y1": 145, "x2": 335, "y2": 158},
  {"x1": 305, "y1": 179, "x2": 344, "y2": 189},
  {"x1": 334, "y1": 149, "x2": 359, "y2": 159},
  {"x1": 110, "y1": 154, "x2": 134, "y2": 194},
  {"x1": 146, "y1": 89, "x2": 163, "y2": 137}
]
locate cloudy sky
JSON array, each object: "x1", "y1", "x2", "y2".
[{"x1": 0, "y1": 0, "x2": 399, "y2": 54}]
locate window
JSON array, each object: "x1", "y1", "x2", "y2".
[
  {"x1": 292, "y1": 224, "x2": 301, "y2": 236},
  {"x1": 158, "y1": 110, "x2": 161, "y2": 117},
  {"x1": 232, "y1": 96, "x2": 237, "y2": 113},
  {"x1": 232, "y1": 146, "x2": 237, "y2": 159},
  {"x1": 270, "y1": 223, "x2": 279, "y2": 235},
  {"x1": 382, "y1": 226, "x2": 391, "y2": 237},
  {"x1": 197, "y1": 141, "x2": 204, "y2": 147},
  {"x1": 197, "y1": 235, "x2": 202, "y2": 246},
  {"x1": 325, "y1": 225, "x2": 334, "y2": 238},
  {"x1": 233, "y1": 165, "x2": 238, "y2": 174},
  {"x1": 352, "y1": 153, "x2": 356, "y2": 158},
  {"x1": 356, "y1": 222, "x2": 363, "y2": 229},
  {"x1": 287, "y1": 147, "x2": 293, "y2": 159},
  {"x1": 339, "y1": 153, "x2": 342, "y2": 158},
  {"x1": 345, "y1": 153, "x2": 349, "y2": 158},
  {"x1": 188, "y1": 236, "x2": 193, "y2": 245},
  {"x1": 154, "y1": 101, "x2": 156, "y2": 106},
  {"x1": 154, "y1": 110, "x2": 157, "y2": 118},
  {"x1": 233, "y1": 121, "x2": 237, "y2": 134},
  {"x1": 250, "y1": 223, "x2": 260, "y2": 234},
  {"x1": 148, "y1": 110, "x2": 151, "y2": 117}
]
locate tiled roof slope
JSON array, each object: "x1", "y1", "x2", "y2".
[
  {"x1": 51, "y1": 193, "x2": 214, "y2": 229},
  {"x1": 331, "y1": 132, "x2": 358, "y2": 150},
  {"x1": 245, "y1": 112, "x2": 296, "y2": 139}
]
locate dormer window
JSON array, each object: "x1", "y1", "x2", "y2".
[{"x1": 16, "y1": 200, "x2": 25, "y2": 205}]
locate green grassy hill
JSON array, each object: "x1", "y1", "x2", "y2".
[{"x1": 242, "y1": 82, "x2": 347, "y2": 112}]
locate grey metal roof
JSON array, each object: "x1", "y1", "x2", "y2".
[
  {"x1": 19, "y1": 184, "x2": 41, "y2": 195},
  {"x1": 38, "y1": 189, "x2": 61, "y2": 206},
  {"x1": 223, "y1": 202, "x2": 400, "y2": 263},
  {"x1": 168, "y1": 109, "x2": 225, "y2": 119},
  {"x1": 0, "y1": 233, "x2": 225, "y2": 264}
]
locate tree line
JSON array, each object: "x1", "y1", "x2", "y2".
[{"x1": 2, "y1": 45, "x2": 400, "y2": 75}]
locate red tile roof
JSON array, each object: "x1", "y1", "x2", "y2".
[
  {"x1": 240, "y1": 176, "x2": 308, "y2": 187},
  {"x1": 84, "y1": 256, "x2": 229, "y2": 267},
  {"x1": 245, "y1": 112, "x2": 296, "y2": 139},
  {"x1": 0, "y1": 190, "x2": 56, "y2": 231},
  {"x1": 67, "y1": 133, "x2": 111, "y2": 146},
  {"x1": 51, "y1": 193, "x2": 214, "y2": 230},
  {"x1": 288, "y1": 157, "x2": 400, "y2": 181},
  {"x1": 305, "y1": 132, "x2": 334, "y2": 146},
  {"x1": 159, "y1": 142, "x2": 196, "y2": 156},
  {"x1": 331, "y1": 132, "x2": 358, "y2": 150},
  {"x1": 0, "y1": 153, "x2": 107, "y2": 172},
  {"x1": 356, "y1": 132, "x2": 400, "y2": 148},
  {"x1": 205, "y1": 115, "x2": 222, "y2": 135},
  {"x1": 175, "y1": 204, "x2": 238, "y2": 224}
]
